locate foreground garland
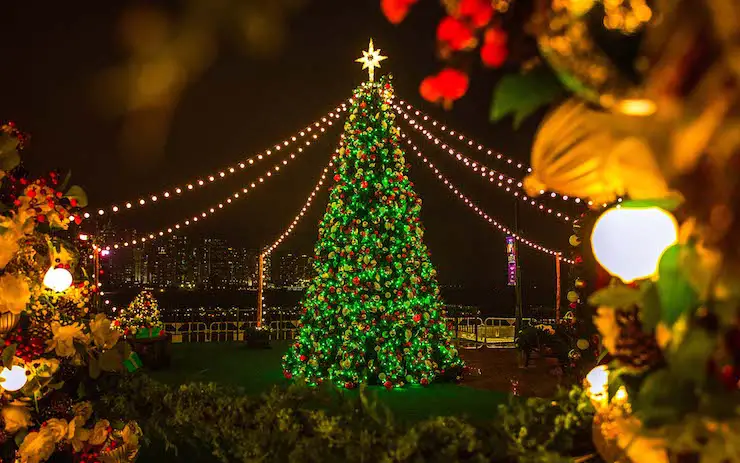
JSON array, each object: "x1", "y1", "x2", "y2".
[
  {"x1": 0, "y1": 124, "x2": 140, "y2": 462},
  {"x1": 99, "y1": 374, "x2": 596, "y2": 463}
]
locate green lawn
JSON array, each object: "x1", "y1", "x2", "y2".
[{"x1": 149, "y1": 341, "x2": 508, "y2": 423}]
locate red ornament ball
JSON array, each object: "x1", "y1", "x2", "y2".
[
  {"x1": 413, "y1": 314, "x2": 422, "y2": 322},
  {"x1": 299, "y1": 355, "x2": 307, "y2": 362},
  {"x1": 384, "y1": 381, "x2": 393, "y2": 390},
  {"x1": 334, "y1": 174, "x2": 341, "y2": 182},
  {"x1": 421, "y1": 378, "x2": 429, "y2": 386}
]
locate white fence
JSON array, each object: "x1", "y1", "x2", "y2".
[{"x1": 163, "y1": 317, "x2": 553, "y2": 347}]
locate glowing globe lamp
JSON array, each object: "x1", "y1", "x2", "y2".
[
  {"x1": 0, "y1": 366, "x2": 27, "y2": 392},
  {"x1": 590, "y1": 206, "x2": 678, "y2": 283},
  {"x1": 43, "y1": 267, "x2": 73, "y2": 292},
  {"x1": 585, "y1": 364, "x2": 609, "y2": 404}
]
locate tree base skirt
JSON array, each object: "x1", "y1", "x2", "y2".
[{"x1": 129, "y1": 334, "x2": 172, "y2": 370}]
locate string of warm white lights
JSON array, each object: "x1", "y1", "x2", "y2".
[
  {"x1": 398, "y1": 130, "x2": 572, "y2": 223},
  {"x1": 404, "y1": 140, "x2": 573, "y2": 264},
  {"x1": 263, "y1": 153, "x2": 339, "y2": 256},
  {"x1": 87, "y1": 103, "x2": 348, "y2": 219},
  {"x1": 104, "y1": 143, "x2": 323, "y2": 250},
  {"x1": 393, "y1": 102, "x2": 593, "y2": 208}
]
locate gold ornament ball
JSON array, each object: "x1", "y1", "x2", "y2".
[
  {"x1": 575, "y1": 278, "x2": 586, "y2": 288},
  {"x1": 569, "y1": 234, "x2": 581, "y2": 247},
  {"x1": 576, "y1": 338, "x2": 590, "y2": 350},
  {"x1": 567, "y1": 290, "x2": 579, "y2": 302}
]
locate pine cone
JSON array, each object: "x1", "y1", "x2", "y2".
[{"x1": 612, "y1": 308, "x2": 664, "y2": 371}]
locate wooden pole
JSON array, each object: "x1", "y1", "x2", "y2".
[
  {"x1": 257, "y1": 253, "x2": 264, "y2": 327},
  {"x1": 513, "y1": 201, "x2": 523, "y2": 342},
  {"x1": 555, "y1": 255, "x2": 561, "y2": 321}
]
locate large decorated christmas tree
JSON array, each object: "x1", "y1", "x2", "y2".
[{"x1": 282, "y1": 43, "x2": 463, "y2": 389}]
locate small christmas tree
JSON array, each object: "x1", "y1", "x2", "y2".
[
  {"x1": 114, "y1": 290, "x2": 162, "y2": 337},
  {"x1": 283, "y1": 46, "x2": 462, "y2": 388}
]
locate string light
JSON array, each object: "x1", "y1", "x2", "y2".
[
  {"x1": 394, "y1": 102, "x2": 591, "y2": 207},
  {"x1": 405, "y1": 141, "x2": 573, "y2": 263},
  {"x1": 264, "y1": 153, "x2": 338, "y2": 255},
  {"x1": 104, "y1": 145, "x2": 323, "y2": 250},
  {"x1": 93, "y1": 103, "x2": 348, "y2": 217},
  {"x1": 398, "y1": 131, "x2": 572, "y2": 223}
]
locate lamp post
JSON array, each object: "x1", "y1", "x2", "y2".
[{"x1": 513, "y1": 201, "x2": 523, "y2": 343}]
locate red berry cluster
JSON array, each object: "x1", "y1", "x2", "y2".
[
  {"x1": 77, "y1": 450, "x2": 101, "y2": 463},
  {"x1": 381, "y1": 0, "x2": 509, "y2": 105},
  {"x1": 4, "y1": 329, "x2": 46, "y2": 362}
]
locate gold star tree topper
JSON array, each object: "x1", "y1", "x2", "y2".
[{"x1": 356, "y1": 39, "x2": 387, "y2": 82}]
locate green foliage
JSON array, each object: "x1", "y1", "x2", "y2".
[
  {"x1": 498, "y1": 387, "x2": 595, "y2": 458},
  {"x1": 656, "y1": 245, "x2": 699, "y2": 327},
  {"x1": 619, "y1": 198, "x2": 682, "y2": 211},
  {"x1": 489, "y1": 70, "x2": 564, "y2": 128},
  {"x1": 98, "y1": 375, "x2": 596, "y2": 463},
  {"x1": 64, "y1": 185, "x2": 88, "y2": 208},
  {"x1": 0, "y1": 131, "x2": 20, "y2": 171},
  {"x1": 588, "y1": 285, "x2": 641, "y2": 309}
]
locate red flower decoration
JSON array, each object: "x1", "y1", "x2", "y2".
[
  {"x1": 419, "y1": 68, "x2": 469, "y2": 105},
  {"x1": 437, "y1": 17, "x2": 474, "y2": 51},
  {"x1": 333, "y1": 174, "x2": 341, "y2": 182},
  {"x1": 381, "y1": 0, "x2": 418, "y2": 24},
  {"x1": 421, "y1": 378, "x2": 429, "y2": 386},
  {"x1": 480, "y1": 28, "x2": 508, "y2": 68},
  {"x1": 300, "y1": 355, "x2": 307, "y2": 362},
  {"x1": 384, "y1": 381, "x2": 393, "y2": 389},
  {"x1": 457, "y1": 0, "x2": 494, "y2": 28},
  {"x1": 413, "y1": 313, "x2": 422, "y2": 322}
]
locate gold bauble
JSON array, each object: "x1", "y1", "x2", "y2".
[
  {"x1": 567, "y1": 290, "x2": 580, "y2": 302},
  {"x1": 569, "y1": 234, "x2": 582, "y2": 247}
]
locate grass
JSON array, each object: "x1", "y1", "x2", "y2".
[{"x1": 149, "y1": 341, "x2": 509, "y2": 423}]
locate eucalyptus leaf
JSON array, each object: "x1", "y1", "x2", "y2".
[
  {"x1": 65, "y1": 185, "x2": 88, "y2": 208},
  {"x1": 588, "y1": 285, "x2": 641, "y2": 309},
  {"x1": 657, "y1": 245, "x2": 699, "y2": 326},
  {"x1": 490, "y1": 69, "x2": 564, "y2": 128},
  {"x1": 620, "y1": 197, "x2": 683, "y2": 211},
  {"x1": 667, "y1": 329, "x2": 716, "y2": 385},
  {"x1": 1, "y1": 344, "x2": 16, "y2": 367},
  {"x1": 99, "y1": 348, "x2": 123, "y2": 372},
  {"x1": 59, "y1": 170, "x2": 72, "y2": 192},
  {"x1": 639, "y1": 282, "x2": 661, "y2": 332},
  {"x1": 0, "y1": 149, "x2": 20, "y2": 171},
  {"x1": 89, "y1": 357, "x2": 101, "y2": 379}
]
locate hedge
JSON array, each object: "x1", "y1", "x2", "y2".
[{"x1": 97, "y1": 374, "x2": 600, "y2": 463}]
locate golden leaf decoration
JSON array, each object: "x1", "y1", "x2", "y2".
[{"x1": 524, "y1": 100, "x2": 673, "y2": 204}]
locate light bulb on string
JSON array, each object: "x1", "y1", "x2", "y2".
[
  {"x1": 404, "y1": 135, "x2": 573, "y2": 263},
  {"x1": 397, "y1": 131, "x2": 572, "y2": 222},
  {"x1": 106, "y1": 148, "x2": 335, "y2": 250},
  {"x1": 590, "y1": 205, "x2": 678, "y2": 283},
  {"x1": 93, "y1": 102, "x2": 348, "y2": 216}
]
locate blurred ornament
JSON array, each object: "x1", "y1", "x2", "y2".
[
  {"x1": 524, "y1": 100, "x2": 671, "y2": 204},
  {"x1": 576, "y1": 338, "x2": 590, "y2": 350},
  {"x1": 437, "y1": 16, "x2": 476, "y2": 52},
  {"x1": 536, "y1": 0, "x2": 655, "y2": 114},
  {"x1": 567, "y1": 290, "x2": 580, "y2": 302},
  {"x1": 419, "y1": 68, "x2": 469, "y2": 107},
  {"x1": 591, "y1": 206, "x2": 678, "y2": 283},
  {"x1": 0, "y1": 365, "x2": 27, "y2": 392},
  {"x1": 569, "y1": 234, "x2": 582, "y2": 247},
  {"x1": 381, "y1": 0, "x2": 418, "y2": 24},
  {"x1": 585, "y1": 364, "x2": 609, "y2": 404},
  {"x1": 480, "y1": 27, "x2": 508, "y2": 68},
  {"x1": 0, "y1": 313, "x2": 20, "y2": 336},
  {"x1": 43, "y1": 267, "x2": 73, "y2": 292},
  {"x1": 575, "y1": 278, "x2": 586, "y2": 288}
]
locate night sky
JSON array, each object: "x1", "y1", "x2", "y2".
[{"x1": 0, "y1": 1, "x2": 579, "y2": 306}]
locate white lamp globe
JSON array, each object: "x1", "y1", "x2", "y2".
[
  {"x1": 0, "y1": 365, "x2": 27, "y2": 392},
  {"x1": 590, "y1": 206, "x2": 678, "y2": 283},
  {"x1": 43, "y1": 267, "x2": 73, "y2": 292}
]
